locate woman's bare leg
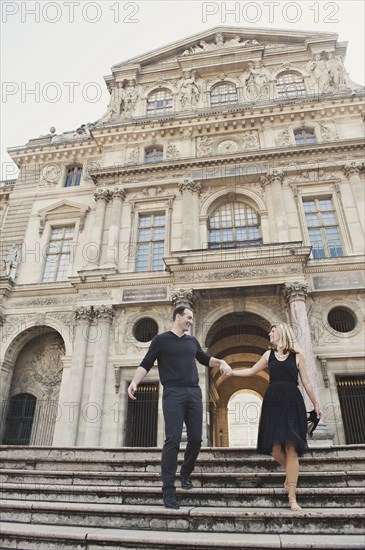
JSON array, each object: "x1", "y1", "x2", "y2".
[
  {"x1": 285, "y1": 443, "x2": 302, "y2": 511},
  {"x1": 272, "y1": 444, "x2": 289, "y2": 491}
]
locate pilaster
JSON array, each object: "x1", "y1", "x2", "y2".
[{"x1": 83, "y1": 305, "x2": 115, "y2": 447}]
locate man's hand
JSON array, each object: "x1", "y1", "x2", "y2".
[{"x1": 128, "y1": 381, "x2": 138, "y2": 400}]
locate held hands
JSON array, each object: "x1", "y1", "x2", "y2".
[{"x1": 219, "y1": 360, "x2": 233, "y2": 377}]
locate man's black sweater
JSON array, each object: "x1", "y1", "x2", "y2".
[{"x1": 139, "y1": 331, "x2": 211, "y2": 387}]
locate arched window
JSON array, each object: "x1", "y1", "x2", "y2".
[
  {"x1": 276, "y1": 72, "x2": 306, "y2": 99},
  {"x1": 210, "y1": 82, "x2": 238, "y2": 107},
  {"x1": 208, "y1": 202, "x2": 261, "y2": 249},
  {"x1": 294, "y1": 129, "x2": 317, "y2": 146},
  {"x1": 65, "y1": 166, "x2": 82, "y2": 187},
  {"x1": 145, "y1": 147, "x2": 163, "y2": 164},
  {"x1": 146, "y1": 89, "x2": 173, "y2": 115}
]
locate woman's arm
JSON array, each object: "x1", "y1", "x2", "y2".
[
  {"x1": 297, "y1": 352, "x2": 322, "y2": 417},
  {"x1": 229, "y1": 350, "x2": 270, "y2": 377}
]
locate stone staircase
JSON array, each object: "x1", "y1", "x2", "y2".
[{"x1": 0, "y1": 445, "x2": 364, "y2": 549}]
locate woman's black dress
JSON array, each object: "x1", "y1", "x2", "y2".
[{"x1": 257, "y1": 350, "x2": 308, "y2": 456}]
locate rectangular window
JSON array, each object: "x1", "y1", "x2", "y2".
[
  {"x1": 303, "y1": 198, "x2": 343, "y2": 259},
  {"x1": 42, "y1": 226, "x2": 75, "y2": 282},
  {"x1": 65, "y1": 166, "x2": 82, "y2": 187},
  {"x1": 136, "y1": 214, "x2": 165, "y2": 272}
]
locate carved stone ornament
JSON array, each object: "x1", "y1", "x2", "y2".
[
  {"x1": 283, "y1": 281, "x2": 309, "y2": 303},
  {"x1": 84, "y1": 160, "x2": 102, "y2": 181},
  {"x1": 343, "y1": 161, "x2": 363, "y2": 176},
  {"x1": 74, "y1": 306, "x2": 94, "y2": 323},
  {"x1": 275, "y1": 129, "x2": 291, "y2": 147},
  {"x1": 41, "y1": 163, "x2": 62, "y2": 185},
  {"x1": 94, "y1": 189, "x2": 113, "y2": 202},
  {"x1": 260, "y1": 168, "x2": 285, "y2": 189},
  {"x1": 197, "y1": 136, "x2": 213, "y2": 157},
  {"x1": 178, "y1": 180, "x2": 201, "y2": 195},
  {"x1": 217, "y1": 140, "x2": 239, "y2": 154},
  {"x1": 79, "y1": 207, "x2": 90, "y2": 232},
  {"x1": 94, "y1": 305, "x2": 115, "y2": 322},
  {"x1": 171, "y1": 288, "x2": 194, "y2": 309},
  {"x1": 113, "y1": 188, "x2": 126, "y2": 201},
  {"x1": 166, "y1": 144, "x2": 181, "y2": 160},
  {"x1": 182, "y1": 32, "x2": 260, "y2": 56},
  {"x1": 125, "y1": 147, "x2": 140, "y2": 165}
]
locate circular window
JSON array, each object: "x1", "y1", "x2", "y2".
[
  {"x1": 328, "y1": 307, "x2": 356, "y2": 333},
  {"x1": 134, "y1": 318, "x2": 158, "y2": 342}
]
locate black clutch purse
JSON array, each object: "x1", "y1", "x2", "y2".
[{"x1": 307, "y1": 410, "x2": 320, "y2": 438}]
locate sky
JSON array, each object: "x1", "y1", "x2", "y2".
[{"x1": 1, "y1": 0, "x2": 364, "y2": 180}]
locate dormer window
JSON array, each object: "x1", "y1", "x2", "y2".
[
  {"x1": 276, "y1": 72, "x2": 306, "y2": 100},
  {"x1": 147, "y1": 89, "x2": 173, "y2": 116},
  {"x1": 210, "y1": 82, "x2": 238, "y2": 107}
]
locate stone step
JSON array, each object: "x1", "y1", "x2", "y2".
[
  {"x1": 1, "y1": 482, "x2": 364, "y2": 508},
  {"x1": 3, "y1": 520, "x2": 365, "y2": 550},
  {"x1": 1, "y1": 468, "x2": 363, "y2": 488},
  {"x1": 1, "y1": 500, "x2": 364, "y2": 535},
  {"x1": 1, "y1": 522, "x2": 364, "y2": 550},
  {"x1": 1, "y1": 444, "x2": 363, "y2": 461},
  {"x1": 1, "y1": 454, "x2": 364, "y2": 473}
]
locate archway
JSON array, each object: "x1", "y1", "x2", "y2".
[
  {"x1": 206, "y1": 311, "x2": 270, "y2": 447},
  {"x1": 1, "y1": 326, "x2": 65, "y2": 445}
]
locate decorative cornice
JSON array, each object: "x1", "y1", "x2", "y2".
[{"x1": 88, "y1": 140, "x2": 364, "y2": 185}]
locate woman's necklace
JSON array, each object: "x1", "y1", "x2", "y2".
[{"x1": 275, "y1": 350, "x2": 288, "y2": 359}]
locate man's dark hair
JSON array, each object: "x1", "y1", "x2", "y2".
[{"x1": 172, "y1": 305, "x2": 193, "y2": 320}]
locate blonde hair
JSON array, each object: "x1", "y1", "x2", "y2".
[{"x1": 270, "y1": 323, "x2": 301, "y2": 354}]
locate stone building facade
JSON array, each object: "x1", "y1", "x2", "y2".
[{"x1": 0, "y1": 27, "x2": 364, "y2": 448}]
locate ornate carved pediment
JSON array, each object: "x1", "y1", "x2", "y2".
[{"x1": 109, "y1": 27, "x2": 337, "y2": 70}]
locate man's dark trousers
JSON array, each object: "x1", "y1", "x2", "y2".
[{"x1": 161, "y1": 386, "x2": 202, "y2": 493}]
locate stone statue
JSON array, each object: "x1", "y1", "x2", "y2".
[
  {"x1": 307, "y1": 54, "x2": 330, "y2": 94},
  {"x1": 4, "y1": 243, "x2": 20, "y2": 278},
  {"x1": 123, "y1": 80, "x2": 140, "y2": 115},
  {"x1": 243, "y1": 61, "x2": 270, "y2": 100},
  {"x1": 326, "y1": 53, "x2": 345, "y2": 89},
  {"x1": 177, "y1": 71, "x2": 200, "y2": 108}
]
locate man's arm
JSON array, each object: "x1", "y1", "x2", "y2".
[{"x1": 128, "y1": 367, "x2": 148, "y2": 400}]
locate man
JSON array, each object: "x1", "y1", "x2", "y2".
[{"x1": 128, "y1": 305, "x2": 231, "y2": 509}]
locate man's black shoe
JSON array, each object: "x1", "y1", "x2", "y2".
[
  {"x1": 163, "y1": 494, "x2": 180, "y2": 509},
  {"x1": 180, "y1": 476, "x2": 193, "y2": 490}
]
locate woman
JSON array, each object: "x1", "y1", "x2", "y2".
[{"x1": 226, "y1": 323, "x2": 321, "y2": 511}]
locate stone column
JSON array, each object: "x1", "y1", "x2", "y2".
[
  {"x1": 84, "y1": 189, "x2": 112, "y2": 267},
  {"x1": 343, "y1": 162, "x2": 364, "y2": 232},
  {"x1": 262, "y1": 169, "x2": 289, "y2": 242},
  {"x1": 84, "y1": 305, "x2": 114, "y2": 447},
  {"x1": 283, "y1": 282, "x2": 319, "y2": 408},
  {"x1": 53, "y1": 306, "x2": 93, "y2": 446},
  {"x1": 178, "y1": 180, "x2": 201, "y2": 250},
  {"x1": 104, "y1": 188, "x2": 126, "y2": 267}
]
